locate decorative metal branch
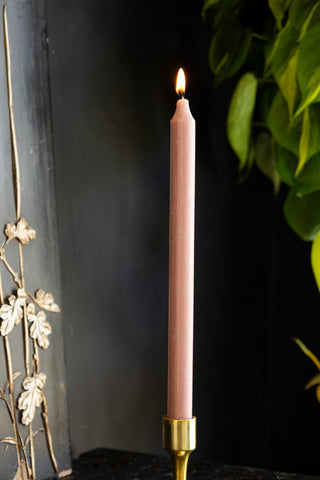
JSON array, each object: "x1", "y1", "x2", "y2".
[{"x1": 0, "y1": 6, "x2": 60, "y2": 479}]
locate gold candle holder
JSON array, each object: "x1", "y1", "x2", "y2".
[{"x1": 162, "y1": 416, "x2": 196, "y2": 480}]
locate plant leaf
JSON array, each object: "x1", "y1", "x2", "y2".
[
  {"x1": 32, "y1": 289, "x2": 60, "y2": 313},
  {"x1": 311, "y1": 227, "x2": 320, "y2": 292},
  {"x1": 269, "y1": 0, "x2": 292, "y2": 29},
  {"x1": 265, "y1": 22, "x2": 290, "y2": 71},
  {"x1": 293, "y1": 336, "x2": 320, "y2": 369},
  {"x1": 296, "y1": 64, "x2": 320, "y2": 116},
  {"x1": 296, "y1": 23, "x2": 320, "y2": 114},
  {"x1": 202, "y1": 0, "x2": 241, "y2": 20},
  {"x1": 305, "y1": 373, "x2": 320, "y2": 389},
  {"x1": 298, "y1": 107, "x2": 311, "y2": 175},
  {"x1": 227, "y1": 72, "x2": 258, "y2": 170},
  {"x1": 4, "y1": 218, "x2": 36, "y2": 245},
  {"x1": 299, "y1": 0, "x2": 320, "y2": 39},
  {"x1": 268, "y1": 91, "x2": 301, "y2": 154},
  {"x1": 27, "y1": 303, "x2": 52, "y2": 350},
  {"x1": 269, "y1": 90, "x2": 320, "y2": 163},
  {"x1": 298, "y1": 103, "x2": 320, "y2": 173},
  {"x1": 271, "y1": 22, "x2": 300, "y2": 117},
  {"x1": 284, "y1": 187, "x2": 320, "y2": 240},
  {"x1": 289, "y1": 0, "x2": 320, "y2": 33},
  {"x1": 209, "y1": 15, "x2": 252, "y2": 85},
  {"x1": 259, "y1": 84, "x2": 278, "y2": 126},
  {"x1": 278, "y1": 49, "x2": 299, "y2": 119},
  {"x1": 276, "y1": 144, "x2": 320, "y2": 194},
  {"x1": 0, "y1": 437, "x2": 17, "y2": 445},
  {"x1": 17, "y1": 373, "x2": 46, "y2": 425},
  {"x1": 0, "y1": 289, "x2": 28, "y2": 336},
  {"x1": 255, "y1": 131, "x2": 281, "y2": 193}
]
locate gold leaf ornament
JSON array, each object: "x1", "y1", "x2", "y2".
[
  {"x1": 18, "y1": 373, "x2": 46, "y2": 425},
  {"x1": 0, "y1": 288, "x2": 27, "y2": 336},
  {"x1": 5, "y1": 218, "x2": 36, "y2": 244},
  {"x1": 34, "y1": 289, "x2": 60, "y2": 313},
  {"x1": 27, "y1": 303, "x2": 52, "y2": 349},
  {"x1": 0, "y1": 436, "x2": 17, "y2": 445}
]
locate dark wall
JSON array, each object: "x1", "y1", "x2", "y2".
[{"x1": 46, "y1": 0, "x2": 320, "y2": 475}]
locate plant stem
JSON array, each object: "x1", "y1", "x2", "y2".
[
  {"x1": 18, "y1": 244, "x2": 36, "y2": 480},
  {"x1": 252, "y1": 32, "x2": 268, "y2": 41},
  {"x1": 18, "y1": 430, "x2": 32, "y2": 478},
  {"x1": 19, "y1": 244, "x2": 30, "y2": 376},
  {"x1": 0, "y1": 393, "x2": 31, "y2": 474},
  {"x1": 42, "y1": 394, "x2": 59, "y2": 473},
  {"x1": 0, "y1": 250, "x2": 22, "y2": 287},
  {"x1": 0, "y1": 272, "x2": 24, "y2": 477},
  {"x1": 3, "y1": 5, "x2": 21, "y2": 221},
  {"x1": 5, "y1": 338, "x2": 24, "y2": 472},
  {"x1": 33, "y1": 338, "x2": 59, "y2": 473},
  {"x1": 0, "y1": 390, "x2": 14, "y2": 420},
  {"x1": 33, "y1": 340, "x2": 39, "y2": 375}
]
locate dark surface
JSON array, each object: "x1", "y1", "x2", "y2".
[{"x1": 61, "y1": 449, "x2": 319, "y2": 480}]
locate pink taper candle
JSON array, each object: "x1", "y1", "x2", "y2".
[{"x1": 168, "y1": 68, "x2": 195, "y2": 420}]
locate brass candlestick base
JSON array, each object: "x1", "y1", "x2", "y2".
[{"x1": 162, "y1": 416, "x2": 196, "y2": 480}]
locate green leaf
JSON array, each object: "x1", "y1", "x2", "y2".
[
  {"x1": 306, "y1": 2, "x2": 320, "y2": 30},
  {"x1": 298, "y1": 103, "x2": 320, "y2": 171},
  {"x1": 296, "y1": 23, "x2": 320, "y2": 114},
  {"x1": 268, "y1": 91, "x2": 301, "y2": 154},
  {"x1": 255, "y1": 131, "x2": 281, "y2": 193},
  {"x1": 312, "y1": 228, "x2": 320, "y2": 293},
  {"x1": 289, "y1": 0, "x2": 320, "y2": 32},
  {"x1": 269, "y1": 0, "x2": 292, "y2": 29},
  {"x1": 276, "y1": 144, "x2": 320, "y2": 194},
  {"x1": 269, "y1": 91, "x2": 320, "y2": 162},
  {"x1": 284, "y1": 187, "x2": 320, "y2": 240},
  {"x1": 265, "y1": 22, "x2": 290, "y2": 71},
  {"x1": 271, "y1": 23, "x2": 300, "y2": 117},
  {"x1": 259, "y1": 84, "x2": 278, "y2": 126},
  {"x1": 202, "y1": 0, "x2": 241, "y2": 20},
  {"x1": 293, "y1": 336, "x2": 320, "y2": 369},
  {"x1": 209, "y1": 15, "x2": 252, "y2": 85},
  {"x1": 295, "y1": 64, "x2": 320, "y2": 115},
  {"x1": 299, "y1": 1, "x2": 320, "y2": 39},
  {"x1": 298, "y1": 107, "x2": 311, "y2": 175},
  {"x1": 279, "y1": 49, "x2": 299, "y2": 118},
  {"x1": 227, "y1": 72, "x2": 258, "y2": 170},
  {"x1": 305, "y1": 373, "x2": 320, "y2": 389}
]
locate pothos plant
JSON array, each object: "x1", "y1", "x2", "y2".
[{"x1": 203, "y1": 0, "x2": 320, "y2": 400}]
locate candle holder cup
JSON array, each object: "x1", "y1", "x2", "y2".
[{"x1": 162, "y1": 416, "x2": 196, "y2": 480}]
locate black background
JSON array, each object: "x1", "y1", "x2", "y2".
[{"x1": 46, "y1": 0, "x2": 320, "y2": 475}]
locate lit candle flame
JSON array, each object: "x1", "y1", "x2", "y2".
[{"x1": 176, "y1": 68, "x2": 186, "y2": 97}]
